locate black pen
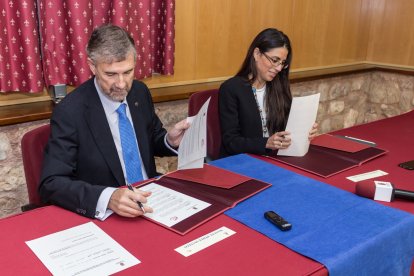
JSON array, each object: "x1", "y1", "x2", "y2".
[{"x1": 126, "y1": 183, "x2": 146, "y2": 213}]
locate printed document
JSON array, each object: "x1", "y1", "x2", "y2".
[
  {"x1": 141, "y1": 183, "x2": 211, "y2": 227},
  {"x1": 278, "y1": 93, "x2": 320, "y2": 157},
  {"x1": 178, "y1": 97, "x2": 210, "y2": 169},
  {"x1": 26, "y1": 222, "x2": 139, "y2": 276}
]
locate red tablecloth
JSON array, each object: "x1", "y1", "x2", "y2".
[{"x1": 0, "y1": 205, "x2": 325, "y2": 275}]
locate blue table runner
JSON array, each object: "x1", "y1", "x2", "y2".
[{"x1": 211, "y1": 154, "x2": 414, "y2": 276}]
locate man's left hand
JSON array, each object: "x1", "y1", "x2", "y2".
[{"x1": 166, "y1": 119, "x2": 190, "y2": 148}]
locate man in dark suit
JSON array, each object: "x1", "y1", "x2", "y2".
[{"x1": 39, "y1": 24, "x2": 189, "y2": 220}]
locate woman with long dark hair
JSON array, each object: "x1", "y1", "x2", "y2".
[{"x1": 219, "y1": 28, "x2": 317, "y2": 157}]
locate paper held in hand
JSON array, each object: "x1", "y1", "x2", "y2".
[
  {"x1": 178, "y1": 97, "x2": 210, "y2": 169},
  {"x1": 278, "y1": 93, "x2": 320, "y2": 157}
]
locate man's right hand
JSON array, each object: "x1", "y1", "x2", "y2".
[{"x1": 108, "y1": 188, "x2": 153, "y2": 217}]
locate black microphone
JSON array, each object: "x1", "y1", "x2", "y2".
[
  {"x1": 394, "y1": 189, "x2": 414, "y2": 201},
  {"x1": 355, "y1": 180, "x2": 414, "y2": 202}
]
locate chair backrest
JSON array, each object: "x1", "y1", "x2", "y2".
[
  {"x1": 188, "y1": 89, "x2": 221, "y2": 161},
  {"x1": 21, "y1": 124, "x2": 50, "y2": 211}
]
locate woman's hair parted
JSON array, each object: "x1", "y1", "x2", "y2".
[
  {"x1": 86, "y1": 24, "x2": 137, "y2": 64},
  {"x1": 237, "y1": 28, "x2": 293, "y2": 134}
]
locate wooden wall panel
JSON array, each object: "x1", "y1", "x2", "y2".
[
  {"x1": 194, "y1": 0, "x2": 294, "y2": 79},
  {"x1": 366, "y1": 0, "x2": 414, "y2": 65},
  {"x1": 291, "y1": 0, "x2": 370, "y2": 68},
  {"x1": 3, "y1": 0, "x2": 414, "y2": 104},
  {"x1": 244, "y1": 0, "x2": 294, "y2": 47},
  {"x1": 170, "y1": 0, "x2": 197, "y2": 81},
  {"x1": 194, "y1": 0, "x2": 251, "y2": 78},
  {"x1": 146, "y1": 0, "x2": 295, "y2": 85},
  {"x1": 145, "y1": 0, "x2": 373, "y2": 87}
]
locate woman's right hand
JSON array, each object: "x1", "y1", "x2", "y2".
[{"x1": 266, "y1": 131, "x2": 291, "y2": 150}]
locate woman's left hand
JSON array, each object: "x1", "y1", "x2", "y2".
[{"x1": 308, "y1": 122, "x2": 318, "y2": 141}]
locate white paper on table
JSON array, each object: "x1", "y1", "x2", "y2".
[
  {"x1": 278, "y1": 93, "x2": 320, "y2": 157},
  {"x1": 25, "y1": 222, "x2": 140, "y2": 276},
  {"x1": 346, "y1": 170, "x2": 388, "y2": 182},
  {"x1": 178, "y1": 97, "x2": 210, "y2": 169},
  {"x1": 141, "y1": 183, "x2": 211, "y2": 227},
  {"x1": 175, "y1": 226, "x2": 236, "y2": 257}
]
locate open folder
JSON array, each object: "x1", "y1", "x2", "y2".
[
  {"x1": 137, "y1": 165, "x2": 271, "y2": 235},
  {"x1": 266, "y1": 134, "x2": 388, "y2": 178}
]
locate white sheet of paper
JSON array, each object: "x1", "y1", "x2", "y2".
[
  {"x1": 141, "y1": 183, "x2": 211, "y2": 227},
  {"x1": 178, "y1": 97, "x2": 210, "y2": 169},
  {"x1": 175, "y1": 226, "x2": 236, "y2": 257},
  {"x1": 26, "y1": 222, "x2": 140, "y2": 276},
  {"x1": 278, "y1": 93, "x2": 320, "y2": 157},
  {"x1": 346, "y1": 170, "x2": 388, "y2": 182}
]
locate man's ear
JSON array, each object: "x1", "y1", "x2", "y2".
[{"x1": 87, "y1": 58, "x2": 96, "y2": 75}]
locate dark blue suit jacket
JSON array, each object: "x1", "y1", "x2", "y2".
[{"x1": 39, "y1": 78, "x2": 173, "y2": 218}]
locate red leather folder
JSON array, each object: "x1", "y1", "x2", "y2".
[
  {"x1": 165, "y1": 163, "x2": 250, "y2": 188},
  {"x1": 310, "y1": 134, "x2": 370, "y2": 153},
  {"x1": 266, "y1": 144, "x2": 387, "y2": 178},
  {"x1": 137, "y1": 167, "x2": 271, "y2": 235}
]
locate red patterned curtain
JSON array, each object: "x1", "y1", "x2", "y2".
[
  {"x1": 38, "y1": 0, "x2": 175, "y2": 87},
  {"x1": 0, "y1": 0, "x2": 44, "y2": 93}
]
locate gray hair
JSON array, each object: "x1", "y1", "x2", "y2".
[{"x1": 86, "y1": 24, "x2": 137, "y2": 64}]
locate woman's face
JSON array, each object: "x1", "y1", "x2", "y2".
[{"x1": 253, "y1": 47, "x2": 288, "y2": 85}]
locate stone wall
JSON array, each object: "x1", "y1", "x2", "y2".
[
  {"x1": 292, "y1": 71, "x2": 414, "y2": 133},
  {"x1": 0, "y1": 70, "x2": 413, "y2": 218}
]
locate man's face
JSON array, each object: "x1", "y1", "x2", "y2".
[{"x1": 87, "y1": 52, "x2": 135, "y2": 102}]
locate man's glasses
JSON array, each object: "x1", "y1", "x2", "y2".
[{"x1": 262, "y1": 52, "x2": 288, "y2": 69}]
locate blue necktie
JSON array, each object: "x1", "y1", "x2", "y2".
[{"x1": 117, "y1": 103, "x2": 144, "y2": 184}]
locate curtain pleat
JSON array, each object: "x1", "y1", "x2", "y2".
[
  {"x1": 0, "y1": 0, "x2": 44, "y2": 93},
  {"x1": 1, "y1": 0, "x2": 175, "y2": 92}
]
